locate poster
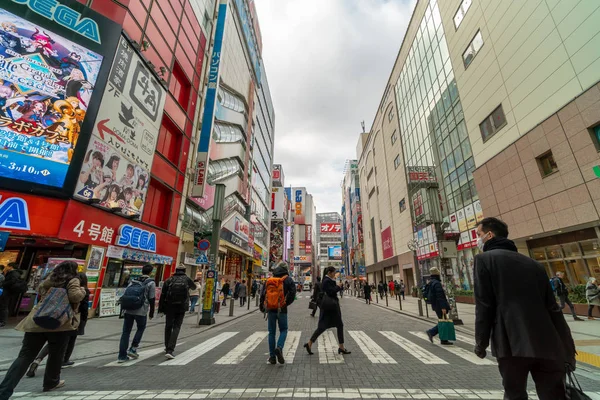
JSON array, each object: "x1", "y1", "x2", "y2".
[
  {"x1": 465, "y1": 204, "x2": 476, "y2": 229},
  {"x1": 457, "y1": 208, "x2": 467, "y2": 232},
  {"x1": 270, "y1": 220, "x2": 283, "y2": 265},
  {"x1": 0, "y1": 8, "x2": 104, "y2": 187},
  {"x1": 474, "y1": 199, "x2": 483, "y2": 222},
  {"x1": 86, "y1": 246, "x2": 105, "y2": 271},
  {"x1": 74, "y1": 36, "x2": 165, "y2": 217}
]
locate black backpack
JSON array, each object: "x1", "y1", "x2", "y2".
[
  {"x1": 166, "y1": 276, "x2": 189, "y2": 305},
  {"x1": 120, "y1": 279, "x2": 150, "y2": 310},
  {"x1": 421, "y1": 282, "x2": 433, "y2": 304}
]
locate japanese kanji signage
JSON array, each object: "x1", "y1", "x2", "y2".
[
  {"x1": 192, "y1": 0, "x2": 228, "y2": 198},
  {"x1": 407, "y1": 166, "x2": 437, "y2": 184},
  {"x1": 271, "y1": 187, "x2": 284, "y2": 220},
  {"x1": 73, "y1": 36, "x2": 166, "y2": 217},
  {"x1": 320, "y1": 223, "x2": 341, "y2": 233}
]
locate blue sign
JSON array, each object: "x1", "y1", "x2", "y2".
[
  {"x1": 233, "y1": 0, "x2": 261, "y2": 85},
  {"x1": 358, "y1": 265, "x2": 366, "y2": 276},
  {"x1": 196, "y1": 252, "x2": 208, "y2": 264},
  {"x1": 0, "y1": 231, "x2": 10, "y2": 251},
  {"x1": 116, "y1": 224, "x2": 157, "y2": 253},
  {"x1": 0, "y1": 197, "x2": 30, "y2": 230},
  {"x1": 295, "y1": 190, "x2": 302, "y2": 203}
]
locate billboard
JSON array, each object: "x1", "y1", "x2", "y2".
[
  {"x1": 270, "y1": 187, "x2": 284, "y2": 220},
  {"x1": 270, "y1": 220, "x2": 283, "y2": 265},
  {"x1": 293, "y1": 187, "x2": 305, "y2": 224},
  {"x1": 272, "y1": 164, "x2": 283, "y2": 187},
  {"x1": 381, "y1": 226, "x2": 394, "y2": 259},
  {"x1": 73, "y1": 36, "x2": 166, "y2": 216},
  {"x1": 407, "y1": 166, "x2": 437, "y2": 183},
  {"x1": 328, "y1": 245, "x2": 342, "y2": 260},
  {"x1": 0, "y1": 1, "x2": 120, "y2": 194},
  {"x1": 320, "y1": 223, "x2": 341, "y2": 233}
]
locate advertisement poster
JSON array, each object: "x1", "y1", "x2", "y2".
[
  {"x1": 320, "y1": 223, "x2": 341, "y2": 233},
  {"x1": 474, "y1": 199, "x2": 483, "y2": 222},
  {"x1": 457, "y1": 208, "x2": 467, "y2": 232},
  {"x1": 271, "y1": 187, "x2": 284, "y2": 220},
  {"x1": 86, "y1": 245, "x2": 105, "y2": 271},
  {"x1": 465, "y1": 204, "x2": 476, "y2": 229},
  {"x1": 74, "y1": 36, "x2": 165, "y2": 217},
  {"x1": 328, "y1": 246, "x2": 342, "y2": 260},
  {"x1": 0, "y1": 8, "x2": 104, "y2": 187}
]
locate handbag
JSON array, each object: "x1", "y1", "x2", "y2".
[
  {"x1": 33, "y1": 286, "x2": 74, "y2": 330},
  {"x1": 308, "y1": 301, "x2": 317, "y2": 310},
  {"x1": 566, "y1": 370, "x2": 592, "y2": 399},
  {"x1": 437, "y1": 315, "x2": 456, "y2": 342},
  {"x1": 320, "y1": 294, "x2": 337, "y2": 312}
]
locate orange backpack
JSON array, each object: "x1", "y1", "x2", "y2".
[{"x1": 264, "y1": 275, "x2": 287, "y2": 311}]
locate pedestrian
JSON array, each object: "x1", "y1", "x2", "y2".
[
  {"x1": 399, "y1": 280, "x2": 406, "y2": 300},
  {"x1": 0, "y1": 261, "x2": 85, "y2": 398},
  {"x1": 26, "y1": 273, "x2": 90, "y2": 377},
  {"x1": 117, "y1": 264, "x2": 155, "y2": 363},
  {"x1": 158, "y1": 265, "x2": 195, "y2": 359},
  {"x1": 424, "y1": 267, "x2": 453, "y2": 345},
  {"x1": 388, "y1": 280, "x2": 395, "y2": 298},
  {"x1": 473, "y1": 217, "x2": 576, "y2": 400},
  {"x1": 233, "y1": 280, "x2": 240, "y2": 302},
  {"x1": 377, "y1": 281, "x2": 384, "y2": 299},
  {"x1": 0, "y1": 262, "x2": 27, "y2": 328},
  {"x1": 221, "y1": 280, "x2": 230, "y2": 306},
  {"x1": 260, "y1": 261, "x2": 296, "y2": 364},
  {"x1": 251, "y1": 280, "x2": 258, "y2": 298},
  {"x1": 189, "y1": 279, "x2": 201, "y2": 314},
  {"x1": 551, "y1": 272, "x2": 584, "y2": 321},
  {"x1": 310, "y1": 276, "x2": 322, "y2": 317},
  {"x1": 586, "y1": 277, "x2": 600, "y2": 320},
  {"x1": 238, "y1": 280, "x2": 247, "y2": 307},
  {"x1": 363, "y1": 282, "x2": 371, "y2": 305},
  {"x1": 303, "y1": 267, "x2": 351, "y2": 356}
]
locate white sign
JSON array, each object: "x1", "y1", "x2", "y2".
[{"x1": 271, "y1": 187, "x2": 285, "y2": 220}]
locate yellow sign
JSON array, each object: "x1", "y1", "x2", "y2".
[{"x1": 203, "y1": 278, "x2": 214, "y2": 311}]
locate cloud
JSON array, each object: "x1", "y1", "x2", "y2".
[{"x1": 255, "y1": 0, "x2": 416, "y2": 213}]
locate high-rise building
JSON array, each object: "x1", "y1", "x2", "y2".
[
  {"x1": 341, "y1": 160, "x2": 365, "y2": 279},
  {"x1": 316, "y1": 212, "x2": 343, "y2": 278},
  {"x1": 287, "y1": 187, "x2": 316, "y2": 281}
]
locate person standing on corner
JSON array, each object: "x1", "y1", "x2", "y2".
[
  {"x1": 551, "y1": 272, "x2": 584, "y2": 321},
  {"x1": 158, "y1": 265, "x2": 195, "y2": 359},
  {"x1": 425, "y1": 267, "x2": 453, "y2": 346},
  {"x1": 304, "y1": 267, "x2": 351, "y2": 356},
  {"x1": 473, "y1": 217, "x2": 576, "y2": 400},
  {"x1": 189, "y1": 279, "x2": 201, "y2": 314},
  {"x1": 310, "y1": 276, "x2": 322, "y2": 317},
  {"x1": 221, "y1": 280, "x2": 230, "y2": 306},
  {"x1": 377, "y1": 281, "x2": 384, "y2": 299},
  {"x1": 238, "y1": 279, "x2": 247, "y2": 307},
  {"x1": 399, "y1": 280, "x2": 406, "y2": 300},
  {"x1": 585, "y1": 277, "x2": 599, "y2": 320}
]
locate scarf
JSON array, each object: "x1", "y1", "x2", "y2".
[{"x1": 483, "y1": 236, "x2": 518, "y2": 252}]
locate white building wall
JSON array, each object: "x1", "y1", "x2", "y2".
[{"x1": 221, "y1": 6, "x2": 252, "y2": 99}]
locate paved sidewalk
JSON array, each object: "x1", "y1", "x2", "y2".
[
  {"x1": 0, "y1": 299, "x2": 260, "y2": 371},
  {"x1": 350, "y1": 291, "x2": 600, "y2": 369}
]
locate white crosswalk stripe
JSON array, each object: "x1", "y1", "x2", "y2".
[
  {"x1": 317, "y1": 330, "x2": 345, "y2": 364},
  {"x1": 283, "y1": 331, "x2": 301, "y2": 363},
  {"x1": 161, "y1": 332, "x2": 238, "y2": 366},
  {"x1": 215, "y1": 331, "x2": 268, "y2": 364},
  {"x1": 380, "y1": 331, "x2": 448, "y2": 365},
  {"x1": 409, "y1": 331, "x2": 496, "y2": 365},
  {"x1": 104, "y1": 344, "x2": 184, "y2": 367},
  {"x1": 349, "y1": 331, "x2": 396, "y2": 364}
]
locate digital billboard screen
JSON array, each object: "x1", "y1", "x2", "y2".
[{"x1": 328, "y1": 245, "x2": 342, "y2": 260}]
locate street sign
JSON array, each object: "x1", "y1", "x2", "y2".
[
  {"x1": 196, "y1": 252, "x2": 208, "y2": 264},
  {"x1": 198, "y1": 239, "x2": 210, "y2": 251}
]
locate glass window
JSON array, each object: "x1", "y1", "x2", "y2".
[
  {"x1": 585, "y1": 257, "x2": 600, "y2": 280},
  {"x1": 461, "y1": 139, "x2": 472, "y2": 159},
  {"x1": 456, "y1": 165, "x2": 466, "y2": 178},
  {"x1": 531, "y1": 248, "x2": 546, "y2": 261},
  {"x1": 394, "y1": 154, "x2": 401, "y2": 169},
  {"x1": 454, "y1": 102, "x2": 464, "y2": 123},
  {"x1": 459, "y1": 172, "x2": 468, "y2": 187},
  {"x1": 562, "y1": 243, "x2": 582, "y2": 258},
  {"x1": 479, "y1": 117, "x2": 494, "y2": 142},
  {"x1": 569, "y1": 259, "x2": 590, "y2": 284},
  {"x1": 537, "y1": 151, "x2": 559, "y2": 177},
  {"x1": 469, "y1": 178, "x2": 478, "y2": 200},
  {"x1": 446, "y1": 153, "x2": 455, "y2": 171},
  {"x1": 441, "y1": 159, "x2": 449, "y2": 177},
  {"x1": 463, "y1": 30, "x2": 484, "y2": 69},
  {"x1": 492, "y1": 104, "x2": 507, "y2": 130},
  {"x1": 450, "y1": 127, "x2": 460, "y2": 147},
  {"x1": 581, "y1": 239, "x2": 600, "y2": 256},
  {"x1": 449, "y1": 170, "x2": 458, "y2": 183},
  {"x1": 454, "y1": 189, "x2": 464, "y2": 209},
  {"x1": 454, "y1": 147, "x2": 464, "y2": 165},
  {"x1": 546, "y1": 245, "x2": 563, "y2": 260}
]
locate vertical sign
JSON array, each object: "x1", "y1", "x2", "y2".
[
  {"x1": 192, "y1": 0, "x2": 228, "y2": 197},
  {"x1": 202, "y1": 269, "x2": 218, "y2": 315}
]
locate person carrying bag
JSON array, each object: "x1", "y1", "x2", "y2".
[{"x1": 437, "y1": 311, "x2": 456, "y2": 342}]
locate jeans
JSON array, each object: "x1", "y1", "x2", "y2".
[
  {"x1": 0, "y1": 332, "x2": 69, "y2": 399},
  {"x1": 558, "y1": 295, "x2": 577, "y2": 317},
  {"x1": 427, "y1": 309, "x2": 444, "y2": 338},
  {"x1": 189, "y1": 296, "x2": 199, "y2": 312},
  {"x1": 267, "y1": 312, "x2": 288, "y2": 357},
  {"x1": 165, "y1": 312, "x2": 185, "y2": 353},
  {"x1": 498, "y1": 357, "x2": 565, "y2": 400},
  {"x1": 222, "y1": 294, "x2": 228, "y2": 306},
  {"x1": 119, "y1": 314, "x2": 147, "y2": 359},
  {"x1": 400, "y1": 291, "x2": 405, "y2": 300},
  {"x1": 240, "y1": 296, "x2": 246, "y2": 307}
]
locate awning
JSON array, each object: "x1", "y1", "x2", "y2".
[{"x1": 220, "y1": 239, "x2": 252, "y2": 257}]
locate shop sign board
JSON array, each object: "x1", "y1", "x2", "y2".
[
  {"x1": 407, "y1": 166, "x2": 437, "y2": 183},
  {"x1": 293, "y1": 187, "x2": 305, "y2": 224},
  {"x1": 202, "y1": 269, "x2": 217, "y2": 315},
  {"x1": 328, "y1": 245, "x2": 342, "y2": 260},
  {"x1": 0, "y1": 189, "x2": 66, "y2": 235},
  {"x1": 220, "y1": 227, "x2": 249, "y2": 252},
  {"x1": 381, "y1": 227, "x2": 394, "y2": 259},
  {"x1": 272, "y1": 164, "x2": 282, "y2": 186},
  {"x1": 474, "y1": 199, "x2": 483, "y2": 222},
  {"x1": 320, "y1": 223, "x2": 341, "y2": 233},
  {"x1": 0, "y1": 0, "x2": 120, "y2": 195},
  {"x1": 0, "y1": 231, "x2": 9, "y2": 251},
  {"x1": 222, "y1": 211, "x2": 250, "y2": 242},
  {"x1": 116, "y1": 224, "x2": 157, "y2": 252},
  {"x1": 106, "y1": 245, "x2": 173, "y2": 265},
  {"x1": 293, "y1": 255, "x2": 311, "y2": 264},
  {"x1": 270, "y1": 187, "x2": 284, "y2": 220},
  {"x1": 465, "y1": 204, "x2": 476, "y2": 229}
]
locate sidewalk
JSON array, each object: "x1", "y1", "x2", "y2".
[
  {"x1": 0, "y1": 300, "x2": 260, "y2": 371},
  {"x1": 353, "y1": 291, "x2": 600, "y2": 369}
]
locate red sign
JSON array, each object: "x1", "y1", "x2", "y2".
[
  {"x1": 0, "y1": 190, "x2": 67, "y2": 236},
  {"x1": 320, "y1": 223, "x2": 341, "y2": 233},
  {"x1": 195, "y1": 161, "x2": 206, "y2": 186},
  {"x1": 272, "y1": 170, "x2": 280, "y2": 180},
  {"x1": 381, "y1": 227, "x2": 394, "y2": 259},
  {"x1": 58, "y1": 200, "x2": 179, "y2": 258}
]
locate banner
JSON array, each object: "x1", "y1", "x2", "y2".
[
  {"x1": 294, "y1": 187, "x2": 305, "y2": 224},
  {"x1": 381, "y1": 226, "x2": 394, "y2": 259},
  {"x1": 328, "y1": 245, "x2": 342, "y2": 260},
  {"x1": 271, "y1": 187, "x2": 284, "y2": 220},
  {"x1": 270, "y1": 220, "x2": 283, "y2": 265},
  {"x1": 73, "y1": 36, "x2": 165, "y2": 217}
]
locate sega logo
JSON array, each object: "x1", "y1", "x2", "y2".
[
  {"x1": 116, "y1": 224, "x2": 157, "y2": 253},
  {"x1": 295, "y1": 190, "x2": 302, "y2": 203}
]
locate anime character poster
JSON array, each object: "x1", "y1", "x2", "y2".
[
  {"x1": 0, "y1": 8, "x2": 103, "y2": 187},
  {"x1": 270, "y1": 221, "x2": 284, "y2": 266}
]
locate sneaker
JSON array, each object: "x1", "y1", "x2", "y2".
[
  {"x1": 267, "y1": 356, "x2": 276, "y2": 365},
  {"x1": 127, "y1": 347, "x2": 140, "y2": 359},
  {"x1": 26, "y1": 362, "x2": 39, "y2": 377},
  {"x1": 574, "y1": 316, "x2": 585, "y2": 321},
  {"x1": 274, "y1": 347, "x2": 285, "y2": 364},
  {"x1": 165, "y1": 352, "x2": 175, "y2": 359},
  {"x1": 117, "y1": 357, "x2": 130, "y2": 363},
  {"x1": 61, "y1": 361, "x2": 75, "y2": 368},
  {"x1": 426, "y1": 331, "x2": 434, "y2": 344},
  {"x1": 440, "y1": 341, "x2": 454, "y2": 346},
  {"x1": 43, "y1": 380, "x2": 65, "y2": 392}
]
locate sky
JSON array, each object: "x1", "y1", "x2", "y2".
[{"x1": 255, "y1": 0, "x2": 417, "y2": 214}]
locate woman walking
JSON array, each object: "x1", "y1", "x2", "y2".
[
  {"x1": 303, "y1": 267, "x2": 351, "y2": 356},
  {"x1": 586, "y1": 277, "x2": 600, "y2": 320},
  {"x1": 189, "y1": 279, "x2": 201, "y2": 313},
  {"x1": 26, "y1": 273, "x2": 90, "y2": 376},
  {"x1": 0, "y1": 261, "x2": 85, "y2": 399},
  {"x1": 363, "y1": 282, "x2": 372, "y2": 304}
]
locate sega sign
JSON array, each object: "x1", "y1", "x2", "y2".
[{"x1": 116, "y1": 224, "x2": 157, "y2": 253}]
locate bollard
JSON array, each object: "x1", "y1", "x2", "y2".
[
  {"x1": 229, "y1": 297, "x2": 234, "y2": 316},
  {"x1": 398, "y1": 294, "x2": 402, "y2": 310},
  {"x1": 247, "y1": 295, "x2": 250, "y2": 310},
  {"x1": 385, "y1": 293, "x2": 389, "y2": 307},
  {"x1": 425, "y1": 303, "x2": 429, "y2": 318},
  {"x1": 255, "y1": 294, "x2": 259, "y2": 307},
  {"x1": 417, "y1": 298, "x2": 424, "y2": 316}
]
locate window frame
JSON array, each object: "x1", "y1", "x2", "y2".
[
  {"x1": 463, "y1": 30, "x2": 484, "y2": 69},
  {"x1": 479, "y1": 104, "x2": 507, "y2": 142},
  {"x1": 399, "y1": 198, "x2": 406, "y2": 213},
  {"x1": 453, "y1": 0, "x2": 472, "y2": 30},
  {"x1": 391, "y1": 130, "x2": 398, "y2": 145},
  {"x1": 394, "y1": 154, "x2": 401, "y2": 169},
  {"x1": 536, "y1": 151, "x2": 559, "y2": 178}
]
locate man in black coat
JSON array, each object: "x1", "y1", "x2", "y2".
[
  {"x1": 425, "y1": 267, "x2": 453, "y2": 345},
  {"x1": 473, "y1": 217, "x2": 576, "y2": 400}
]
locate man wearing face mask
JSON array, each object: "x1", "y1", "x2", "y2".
[{"x1": 473, "y1": 217, "x2": 576, "y2": 400}]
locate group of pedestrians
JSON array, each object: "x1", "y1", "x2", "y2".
[{"x1": 0, "y1": 263, "x2": 27, "y2": 328}]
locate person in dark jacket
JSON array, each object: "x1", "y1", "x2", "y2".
[
  {"x1": 377, "y1": 281, "x2": 385, "y2": 299},
  {"x1": 551, "y1": 272, "x2": 584, "y2": 321},
  {"x1": 304, "y1": 267, "x2": 351, "y2": 356},
  {"x1": 158, "y1": 266, "x2": 195, "y2": 359},
  {"x1": 221, "y1": 280, "x2": 230, "y2": 306},
  {"x1": 363, "y1": 282, "x2": 372, "y2": 304},
  {"x1": 259, "y1": 262, "x2": 296, "y2": 364},
  {"x1": 310, "y1": 276, "x2": 322, "y2": 317},
  {"x1": 425, "y1": 267, "x2": 453, "y2": 345},
  {"x1": 0, "y1": 262, "x2": 25, "y2": 327},
  {"x1": 473, "y1": 217, "x2": 576, "y2": 400}
]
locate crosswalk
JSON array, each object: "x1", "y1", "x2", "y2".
[{"x1": 89, "y1": 329, "x2": 497, "y2": 368}]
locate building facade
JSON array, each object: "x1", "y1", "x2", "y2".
[
  {"x1": 287, "y1": 187, "x2": 316, "y2": 282},
  {"x1": 341, "y1": 160, "x2": 365, "y2": 279},
  {"x1": 317, "y1": 212, "x2": 343, "y2": 278},
  {"x1": 269, "y1": 164, "x2": 289, "y2": 274}
]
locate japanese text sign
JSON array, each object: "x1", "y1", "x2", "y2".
[{"x1": 320, "y1": 223, "x2": 341, "y2": 233}]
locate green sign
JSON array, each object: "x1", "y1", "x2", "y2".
[{"x1": 593, "y1": 165, "x2": 600, "y2": 179}]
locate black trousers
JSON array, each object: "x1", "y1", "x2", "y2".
[
  {"x1": 498, "y1": 357, "x2": 566, "y2": 400},
  {"x1": 239, "y1": 296, "x2": 246, "y2": 307},
  {"x1": 0, "y1": 332, "x2": 69, "y2": 399},
  {"x1": 164, "y1": 312, "x2": 185, "y2": 353},
  {"x1": 34, "y1": 334, "x2": 77, "y2": 363}
]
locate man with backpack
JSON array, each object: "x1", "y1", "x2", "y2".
[
  {"x1": 551, "y1": 272, "x2": 584, "y2": 321},
  {"x1": 0, "y1": 262, "x2": 27, "y2": 328},
  {"x1": 260, "y1": 261, "x2": 296, "y2": 364},
  {"x1": 117, "y1": 264, "x2": 156, "y2": 363},
  {"x1": 158, "y1": 265, "x2": 195, "y2": 359},
  {"x1": 424, "y1": 267, "x2": 453, "y2": 345}
]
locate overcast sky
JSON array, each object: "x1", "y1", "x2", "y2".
[{"x1": 255, "y1": 0, "x2": 416, "y2": 214}]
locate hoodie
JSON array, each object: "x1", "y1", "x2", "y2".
[{"x1": 260, "y1": 265, "x2": 297, "y2": 313}]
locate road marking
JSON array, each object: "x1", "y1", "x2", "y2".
[
  {"x1": 161, "y1": 332, "x2": 238, "y2": 366},
  {"x1": 104, "y1": 343, "x2": 184, "y2": 367},
  {"x1": 410, "y1": 331, "x2": 496, "y2": 365},
  {"x1": 348, "y1": 330, "x2": 396, "y2": 364},
  {"x1": 379, "y1": 331, "x2": 448, "y2": 365},
  {"x1": 215, "y1": 331, "x2": 268, "y2": 364},
  {"x1": 317, "y1": 330, "x2": 344, "y2": 364},
  {"x1": 283, "y1": 331, "x2": 301, "y2": 363}
]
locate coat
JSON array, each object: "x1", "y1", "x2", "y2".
[
  {"x1": 428, "y1": 278, "x2": 450, "y2": 313},
  {"x1": 16, "y1": 277, "x2": 85, "y2": 333},
  {"x1": 474, "y1": 247, "x2": 576, "y2": 363},
  {"x1": 363, "y1": 284, "x2": 371, "y2": 299},
  {"x1": 158, "y1": 270, "x2": 196, "y2": 313},
  {"x1": 587, "y1": 282, "x2": 600, "y2": 306},
  {"x1": 237, "y1": 283, "x2": 247, "y2": 298},
  {"x1": 317, "y1": 276, "x2": 343, "y2": 329}
]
